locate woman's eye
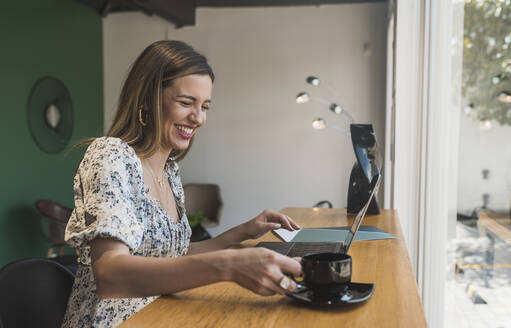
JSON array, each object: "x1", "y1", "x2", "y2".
[
  {"x1": 179, "y1": 101, "x2": 192, "y2": 106},
  {"x1": 202, "y1": 106, "x2": 210, "y2": 111}
]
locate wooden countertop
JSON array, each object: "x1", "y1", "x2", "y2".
[
  {"x1": 120, "y1": 208, "x2": 427, "y2": 328},
  {"x1": 478, "y1": 211, "x2": 511, "y2": 245}
]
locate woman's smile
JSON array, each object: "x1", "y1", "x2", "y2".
[{"x1": 174, "y1": 124, "x2": 195, "y2": 139}]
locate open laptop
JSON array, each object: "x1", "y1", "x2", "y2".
[{"x1": 256, "y1": 173, "x2": 381, "y2": 257}]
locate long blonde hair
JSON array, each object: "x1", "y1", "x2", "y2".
[{"x1": 82, "y1": 40, "x2": 214, "y2": 162}]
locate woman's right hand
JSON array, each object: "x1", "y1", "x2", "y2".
[{"x1": 225, "y1": 248, "x2": 302, "y2": 296}]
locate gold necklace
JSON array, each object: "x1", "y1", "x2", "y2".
[{"x1": 145, "y1": 160, "x2": 166, "y2": 188}]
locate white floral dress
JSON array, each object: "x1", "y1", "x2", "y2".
[{"x1": 62, "y1": 137, "x2": 192, "y2": 327}]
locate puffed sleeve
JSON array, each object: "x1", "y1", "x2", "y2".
[{"x1": 65, "y1": 137, "x2": 144, "y2": 252}]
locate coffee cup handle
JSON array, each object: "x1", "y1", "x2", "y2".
[{"x1": 285, "y1": 272, "x2": 305, "y2": 290}]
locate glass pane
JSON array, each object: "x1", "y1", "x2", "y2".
[{"x1": 446, "y1": 1, "x2": 511, "y2": 327}]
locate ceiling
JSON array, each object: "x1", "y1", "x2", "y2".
[{"x1": 76, "y1": 0, "x2": 386, "y2": 27}]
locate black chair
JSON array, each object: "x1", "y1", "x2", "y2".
[
  {"x1": 34, "y1": 199, "x2": 73, "y2": 258},
  {"x1": 312, "y1": 200, "x2": 333, "y2": 208},
  {"x1": 0, "y1": 258, "x2": 75, "y2": 328},
  {"x1": 34, "y1": 200, "x2": 78, "y2": 274}
]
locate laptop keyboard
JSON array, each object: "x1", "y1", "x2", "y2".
[
  {"x1": 257, "y1": 242, "x2": 346, "y2": 257},
  {"x1": 289, "y1": 242, "x2": 345, "y2": 257},
  {"x1": 256, "y1": 242, "x2": 293, "y2": 255}
]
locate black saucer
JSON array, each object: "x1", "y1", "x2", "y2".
[{"x1": 286, "y1": 282, "x2": 375, "y2": 306}]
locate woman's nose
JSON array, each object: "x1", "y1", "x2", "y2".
[{"x1": 189, "y1": 106, "x2": 205, "y2": 125}]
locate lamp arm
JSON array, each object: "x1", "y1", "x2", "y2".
[
  {"x1": 342, "y1": 110, "x2": 356, "y2": 123},
  {"x1": 330, "y1": 125, "x2": 351, "y2": 137},
  {"x1": 311, "y1": 97, "x2": 330, "y2": 106},
  {"x1": 323, "y1": 81, "x2": 342, "y2": 100}
]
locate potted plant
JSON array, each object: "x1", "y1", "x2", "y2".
[{"x1": 187, "y1": 211, "x2": 211, "y2": 242}]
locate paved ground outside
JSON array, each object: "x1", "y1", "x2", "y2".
[{"x1": 445, "y1": 222, "x2": 511, "y2": 328}]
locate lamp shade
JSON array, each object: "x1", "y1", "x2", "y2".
[
  {"x1": 306, "y1": 76, "x2": 320, "y2": 86},
  {"x1": 329, "y1": 103, "x2": 343, "y2": 114},
  {"x1": 312, "y1": 118, "x2": 326, "y2": 130},
  {"x1": 296, "y1": 92, "x2": 310, "y2": 104}
]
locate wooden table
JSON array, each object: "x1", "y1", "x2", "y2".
[
  {"x1": 461, "y1": 211, "x2": 511, "y2": 271},
  {"x1": 478, "y1": 211, "x2": 511, "y2": 246},
  {"x1": 121, "y1": 208, "x2": 427, "y2": 328}
]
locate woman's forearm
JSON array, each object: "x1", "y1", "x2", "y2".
[
  {"x1": 187, "y1": 224, "x2": 249, "y2": 255},
  {"x1": 91, "y1": 238, "x2": 302, "y2": 299},
  {"x1": 93, "y1": 247, "x2": 233, "y2": 299},
  {"x1": 187, "y1": 209, "x2": 299, "y2": 255}
]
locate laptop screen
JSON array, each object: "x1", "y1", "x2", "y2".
[{"x1": 344, "y1": 173, "x2": 382, "y2": 251}]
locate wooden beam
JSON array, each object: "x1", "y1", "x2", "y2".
[
  {"x1": 75, "y1": 0, "x2": 196, "y2": 27},
  {"x1": 75, "y1": 0, "x2": 139, "y2": 16},
  {"x1": 197, "y1": 0, "x2": 386, "y2": 7},
  {"x1": 141, "y1": 0, "x2": 196, "y2": 27},
  {"x1": 76, "y1": 0, "x2": 385, "y2": 28}
]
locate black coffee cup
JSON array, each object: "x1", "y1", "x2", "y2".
[{"x1": 294, "y1": 253, "x2": 352, "y2": 294}]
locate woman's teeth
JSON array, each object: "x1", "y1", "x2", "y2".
[{"x1": 176, "y1": 125, "x2": 193, "y2": 135}]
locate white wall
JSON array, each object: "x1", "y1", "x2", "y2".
[
  {"x1": 457, "y1": 114, "x2": 511, "y2": 214},
  {"x1": 103, "y1": 4, "x2": 388, "y2": 235}
]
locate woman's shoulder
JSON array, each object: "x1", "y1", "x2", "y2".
[
  {"x1": 80, "y1": 137, "x2": 141, "y2": 174},
  {"x1": 87, "y1": 136, "x2": 134, "y2": 156}
]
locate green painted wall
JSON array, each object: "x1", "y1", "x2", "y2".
[{"x1": 0, "y1": 0, "x2": 103, "y2": 266}]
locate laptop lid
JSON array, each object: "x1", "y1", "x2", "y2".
[{"x1": 344, "y1": 173, "x2": 382, "y2": 252}]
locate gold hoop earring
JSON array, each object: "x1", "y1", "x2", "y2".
[{"x1": 138, "y1": 106, "x2": 147, "y2": 126}]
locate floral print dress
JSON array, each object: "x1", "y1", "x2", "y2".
[{"x1": 62, "y1": 137, "x2": 192, "y2": 327}]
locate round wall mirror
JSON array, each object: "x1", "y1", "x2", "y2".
[{"x1": 27, "y1": 77, "x2": 74, "y2": 154}]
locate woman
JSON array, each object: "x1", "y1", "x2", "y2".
[{"x1": 62, "y1": 40, "x2": 301, "y2": 327}]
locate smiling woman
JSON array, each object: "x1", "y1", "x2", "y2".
[{"x1": 62, "y1": 40, "x2": 301, "y2": 327}]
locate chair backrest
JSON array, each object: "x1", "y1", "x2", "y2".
[
  {"x1": 0, "y1": 258, "x2": 75, "y2": 328},
  {"x1": 312, "y1": 200, "x2": 333, "y2": 208},
  {"x1": 35, "y1": 200, "x2": 73, "y2": 245},
  {"x1": 35, "y1": 200, "x2": 73, "y2": 225},
  {"x1": 183, "y1": 184, "x2": 223, "y2": 226}
]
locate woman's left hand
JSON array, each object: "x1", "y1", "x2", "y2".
[{"x1": 242, "y1": 209, "x2": 301, "y2": 240}]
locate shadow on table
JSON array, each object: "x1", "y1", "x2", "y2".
[{"x1": 163, "y1": 292, "x2": 367, "y2": 313}]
